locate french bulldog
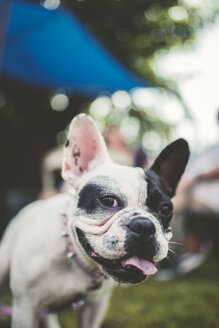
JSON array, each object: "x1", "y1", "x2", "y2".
[{"x1": 0, "y1": 114, "x2": 189, "y2": 328}]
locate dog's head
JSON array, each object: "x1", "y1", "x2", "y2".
[{"x1": 62, "y1": 114, "x2": 189, "y2": 284}]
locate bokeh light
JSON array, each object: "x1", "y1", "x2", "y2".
[
  {"x1": 56, "y1": 129, "x2": 67, "y2": 145},
  {"x1": 144, "y1": 5, "x2": 164, "y2": 22},
  {"x1": 89, "y1": 96, "x2": 112, "y2": 119},
  {"x1": 120, "y1": 116, "x2": 140, "y2": 144},
  {"x1": 50, "y1": 93, "x2": 69, "y2": 111},
  {"x1": 154, "y1": 17, "x2": 219, "y2": 148},
  {"x1": 41, "y1": 0, "x2": 61, "y2": 10},
  {"x1": 131, "y1": 88, "x2": 158, "y2": 108},
  {"x1": 131, "y1": 87, "x2": 184, "y2": 125},
  {"x1": 168, "y1": 6, "x2": 188, "y2": 21},
  {"x1": 182, "y1": 0, "x2": 205, "y2": 8},
  {"x1": 142, "y1": 131, "x2": 161, "y2": 151},
  {"x1": 111, "y1": 90, "x2": 132, "y2": 109}
]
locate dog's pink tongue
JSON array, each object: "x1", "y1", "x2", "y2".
[{"x1": 122, "y1": 256, "x2": 158, "y2": 275}]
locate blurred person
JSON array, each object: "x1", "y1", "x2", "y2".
[
  {"x1": 105, "y1": 127, "x2": 134, "y2": 166},
  {"x1": 133, "y1": 148, "x2": 148, "y2": 169},
  {"x1": 38, "y1": 147, "x2": 66, "y2": 200},
  {"x1": 105, "y1": 127, "x2": 151, "y2": 170},
  {"x1": 169, "y1": 111, "x2": 219, "y2": 276}
]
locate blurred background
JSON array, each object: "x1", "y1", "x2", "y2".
[{"x1": 0, "y1": 0, "x2": 219, "y2": 327}]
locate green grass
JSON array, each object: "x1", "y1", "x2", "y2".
[
  {"x1": 103, "y1": 260, "x2": 219, "y2": 328},
  {"x1": 1, "y1": 259, "x2": 219, "y2": 328}
]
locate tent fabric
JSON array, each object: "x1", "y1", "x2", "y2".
[{"x1": 0, "y1": 0, "x2": 150, "y2": 95}]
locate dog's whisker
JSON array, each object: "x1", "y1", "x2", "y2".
[
  {"x1": 166, "y1": 255, "x2": 174, "y2": 265},
  {"x1": 169, "y1": 241, "x2": 184, "y2": 246},
  {"x1": 168, "y1": 248, "x2": 178, "y2": 259}
]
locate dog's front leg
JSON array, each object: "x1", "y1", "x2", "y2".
[
  {"x1": 79, "y1": 301, "x2": 108, "y2": 328},
  {"x1": 12, "y1": 297, "x2": 39, "y2": 328},
  {"x1": 79, "y1": 289, "x2": 113, "y2": 328},
  {"x1": 44, "y1": 314, "x2": 62, "y2": 328}
]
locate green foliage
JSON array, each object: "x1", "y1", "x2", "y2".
[
  {"x1": 65, "y1": 0, "x2": 219, "y2": 85},
  {"x1": 87, "y1": 90, "x2": 173, "y2": 151},
  {"x1": 57, "y1": 259, "x2": 219, "y2": 328},
  {"x1": 104, "y1": 262, "x2": 219, "y2": 328},
  {"x1": 63, "y1": 0, "x2": 219, "y2": 149}
]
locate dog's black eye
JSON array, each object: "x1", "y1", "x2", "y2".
[
  {"x1": 99, "y1": 196, "x2": 119, "y2": 208},
  {"x1": 159, "y1": 203, "x2": 172, "y2": 216}
]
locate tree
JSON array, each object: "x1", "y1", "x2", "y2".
[
  {"x1": 61, "y1": 1, "x2": 219, "y2": 151},
  {"x1": 65, "y1": 0, "x2": 219, "y2": 85}
]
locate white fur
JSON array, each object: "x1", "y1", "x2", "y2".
[
  {"x1": 73, "y1": 163, "x2": 170, "y2": 262},
  {"x1": 0, "y1": 115, "x2": 173, "y2": 328},
  {"x1": 0, "y1": 193, "x2": 115, "y2": 328}
]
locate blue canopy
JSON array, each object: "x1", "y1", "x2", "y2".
[{"x1": 0, "y1": 0, "x2": 149, "y2": 95}]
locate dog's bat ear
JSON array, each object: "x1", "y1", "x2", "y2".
[
  {"x1": 150, "y1": 138, "x2": 190, "y2": 196},
  {"x1": 62, "y1": 114, "x2": 111, "y2": 184}
]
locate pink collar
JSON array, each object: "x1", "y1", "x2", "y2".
[{"x1": 61, "y1": 209, "x2": 105, "y2": 280}]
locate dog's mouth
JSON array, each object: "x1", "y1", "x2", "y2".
[{"x1": 76, "y1": 229, "x2": 157, "y2": 284}]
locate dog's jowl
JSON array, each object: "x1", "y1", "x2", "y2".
[{"x1": 0, "y1": 114, "x2": 189, "y2": 328}]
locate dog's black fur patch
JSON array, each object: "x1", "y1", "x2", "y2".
[
  {"x1": 145, "y1": 170, "x2": 173, "y2": 230},
  {"x1": 76, "y1": 228, "x2": 147, "y2": 284},
  {"x1": 150, "y1": 138, "x2": 189, "y2": 196},
  {"x1": 78, "y1": 176, "x2": 127, "y2": 215},
  {"x1": 76, "y1": 139, "x2": 189, "y2": 284},
  {"x1": 65, "y1": 139, "x2": 70, "y2": 147}
]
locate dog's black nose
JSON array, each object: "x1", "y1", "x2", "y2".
[
  {"x1": 126, "y1": 217, "x2": 156, "y2": 259},
  {"x1": 129, "y1": 218, "x2": 155, "y2": 240}
]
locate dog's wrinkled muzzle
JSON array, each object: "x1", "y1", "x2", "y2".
[
  {"x1": 73, "y1": 213, "x2": 118, "y2": 235},
  {"x1": 73, "y1": 208, "x2": 163, "y2": 283}
]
